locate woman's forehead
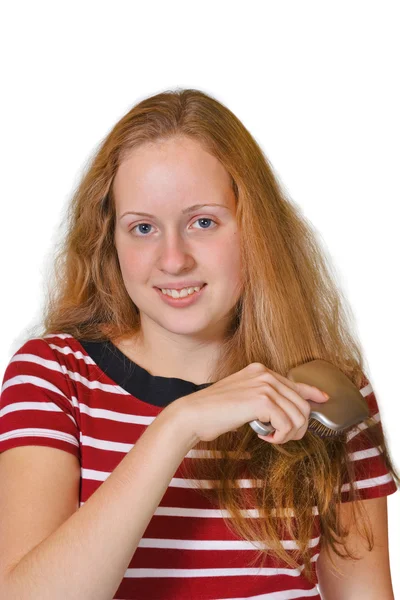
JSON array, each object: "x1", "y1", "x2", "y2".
[{"x1": 113, "y1": 140, "x2": 235, "y2": 215}]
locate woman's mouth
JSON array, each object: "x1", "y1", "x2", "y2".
[{"x1": 154, "y1": 284, "x2": 207, "y2": 307}]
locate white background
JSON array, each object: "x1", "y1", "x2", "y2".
[{"x1": 0, "y1": 0, "x2": 399, "y2": 596}]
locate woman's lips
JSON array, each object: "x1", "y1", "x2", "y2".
[{"x1": 155, "y1": 284, "x2": 207, "y2": 307}]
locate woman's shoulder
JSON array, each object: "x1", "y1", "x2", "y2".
[{"x1": 0, "y1": 332, "x2": 82, "y2": 460}]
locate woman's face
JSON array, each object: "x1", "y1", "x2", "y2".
[{"x1": 113, "y1": 136, "x2": 243, "y2": 342}]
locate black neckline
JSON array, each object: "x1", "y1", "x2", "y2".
[{"x1": 78, "y1": 338, "x2": 215, "y2": 408}]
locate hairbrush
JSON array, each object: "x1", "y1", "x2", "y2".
[{"x1": 249, "y1": 359, "x2": 370, "y2": 438}]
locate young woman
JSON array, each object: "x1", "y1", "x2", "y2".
[{"x1": 0, "y1": 88, "x2": 398, "y2": 599}]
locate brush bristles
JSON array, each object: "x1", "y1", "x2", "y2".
[{"x1": 308, "y1": 418, "x2": 340, "y2": 437}]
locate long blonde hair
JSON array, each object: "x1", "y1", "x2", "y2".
[{"x1": 27, "y1": 88, "x2": 399, "y2": 583}]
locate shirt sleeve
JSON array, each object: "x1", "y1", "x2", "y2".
[
  {"x1": 0, "y1": 337, "x2": 81, "y2": 462},
  {"x1": 340, "y1": 373, "x2": 398, "y2": 502}
]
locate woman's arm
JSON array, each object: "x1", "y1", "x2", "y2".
[
  {"x1": 1, "y1": 401, "x2": 197, "y2": 600},
  {"x1": 316, "y1": 496, "x2": 395, "y2": 599}
]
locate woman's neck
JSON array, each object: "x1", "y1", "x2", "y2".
[{"x1": 111, "y1": 335, "x2": 217, "y2": 385}]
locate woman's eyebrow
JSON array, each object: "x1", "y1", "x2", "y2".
[{"x1": 119, "y1": 203, "x2": 231, "y2": 220}]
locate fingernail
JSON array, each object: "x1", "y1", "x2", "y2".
[{"x1": 322, "y1": 392, "x2": 330, "y2": 399}]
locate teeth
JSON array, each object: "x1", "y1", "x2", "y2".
[{"x1": 161, "y1": 286, "x2": 202, "y2": 298}]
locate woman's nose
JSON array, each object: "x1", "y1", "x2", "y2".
[{"x1": 157, "y1": 234, "x2": 194, "y2": 269}]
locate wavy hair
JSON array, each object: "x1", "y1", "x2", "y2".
[{"x1": 27, "y1": 88, "x2": 399, "y2": 583}]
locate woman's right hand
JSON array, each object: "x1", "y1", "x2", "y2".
[{"x1": 175, "y1": 362, "x2": 330, "y2": 445}]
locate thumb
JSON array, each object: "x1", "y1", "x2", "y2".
[{"x1": 288, "y1": 377, "x2": 330, "y2": 403}]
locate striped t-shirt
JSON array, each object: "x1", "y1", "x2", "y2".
[{"x1": 0, "y1": 333, "x2": 397, "y2": 599}]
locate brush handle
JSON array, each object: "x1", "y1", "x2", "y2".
[
  {"x1": 249, "y1": 419, "x2": 276, "y2": 436},
  {"x1": 249, "y1": 410, "x2": 319, "y2": 436}
]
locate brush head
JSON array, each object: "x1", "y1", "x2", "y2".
[{"x1": 249, "y1": 359, "x2": 371, "y2": 438}]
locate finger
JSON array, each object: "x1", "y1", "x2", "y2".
[
  {"x1": 256, "y1": 377, "x2": 313, "y2": 443},
  {"x1": 259, "y1": 375, "x2": 312, "y2": 424},
  {"x1": 258, "y1": 428, "x2": 292, "y2": 445},
  {"x1": 259, "y1": 402, "x2": 311, "y2": 444},
  {"x1": 255, "y1": 387, "x2": 304, "y2": 445},
  {"x1": 255, "y1": 395, "x2": 295, "y2": 443},
  {"x1": 263, "y1": 370, "x2": 329, "y2": 403},
  {"x1": 294, "y1": 382, "x2": 330, "y2": 403},
  {"x1": 260, "y1": 382, "x2": 308, "y2": 433},
  {"x1": 260, "y1": 397, "x2": 312, "y2": 444},
  {"x1": 258, "y1": 431, "x2": 279, "y2": 443},
  {"x1": 259, "y1": 420, "x2": 308, "y2": 445},
  {"x1": 293, "y1": 419, "x2": 311, "y2": 440}
]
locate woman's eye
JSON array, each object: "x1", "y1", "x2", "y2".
[
  {"x1": 131, "y1": 223, "x2": 153, "y2": 236},
  {"x1": 130, "y1": 218, "x2": 217, "y2": 237}
]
